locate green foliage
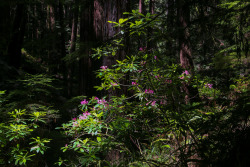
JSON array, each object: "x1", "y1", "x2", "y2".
[
  {"x1": 0, "y1": 107, "x2": 51, "y2": 166},
  {"x1": 1, "y1": 0, "x2": 249, "y2": 166},
  {"x1": 57, "y1": 7, "x2": 250, "y2": 166},
  {"x1": 1, "y1": 73, "x2": 60, "y2": 126}
]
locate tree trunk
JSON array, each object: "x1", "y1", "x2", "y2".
[
  {"x1": 139, "y1": 0, "x2": 145, "y2": 15},
  {"x1": 58, "y1": 1, "x2": 68, "y2": 96},
  {"x1": 177, "y1": 0, "x2": 198, "y2": 103},
  {"x1": 0, "y1": 1, "x2": 11, "y2": 58},
  {"x1": 147, "y1": 0, "x2": 155, "y2": 50},
  {"x1": 67, "y1": 0, "x2": 79, "y2": 97},
  {"x1": 7, "y1": 3, "x2": 27, "y2": 69},
  {"x1": 166, "y1": 0, "x2": 175, "y2": 58},
  {"x1": 79, "y1": 0, "x2": 95, "y2": 96},
  {"x1": 178, "y1": 0, "x2": 193, "y2": 70}
]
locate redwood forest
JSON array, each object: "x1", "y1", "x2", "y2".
[{"x1": 0, "y1": 0, "x2": 249, "y2": 166}]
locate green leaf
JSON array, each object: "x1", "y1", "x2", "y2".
[{"x1": 97, "y1": 137, "x2": 101, "y2": 142}]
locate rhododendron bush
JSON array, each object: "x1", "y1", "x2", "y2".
[{"x1": 57, "y1": 10, "x2": 250, "y2": 166}]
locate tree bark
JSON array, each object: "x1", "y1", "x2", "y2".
[
  {"x1": 0, "y1": 1, "x2": 11, "y2": 58},
  {"x1": 177, "y1": 0, "x2": 199, "y2": 103},
  {"x1": 67, "y1": 0, "x2": 79, "y2": 97},
  {"x1": 79, "y1": 0, "x2": 95, "y2": 96},
  {"x1": 7, "y1": 3, "x2": 27, "y2": 69},
  {"x1": 178, "y1": 0, "x2": 193, "y2": 70},
  {"x1": 147, "y1": 0, "x2": 155, "y2": 50},
  {"x1": 139, "y1": 0, "x2": 145, "y2": 15}
]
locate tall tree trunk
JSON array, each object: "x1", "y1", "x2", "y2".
[
  {"x1": 178, "y1": 0, "x2": 193, "y2": 70},
  {"x1": 79, "y1": 0, "x2": 95, "y2": 96},
  {"x1": 67, "y1": 0, "x2": 79, "y2": 97},
  {"x1": 58, "y1": 1, "x2": 67, "y2": 95},
  {"x1": 177, "y1": 0, "x2": 199, "y2": 103},
  {"x1": 147, "y1": 0, "x2": 155, "y2": 50},
  {"x1": 7, "y1": 3, "x2": 27, "y2": 69},
  {"x1": 103, "y1": 0, "x2": 127, "y2": 97},
  {"x1": 139, "y1": 0, "x2": 145, "y2": 15},
  {"x1": 46, "y1": 2, "x2": 56, "y2": 74},
  {"x1": 149, "y1": 0, "x2": 155, "y2": 15},
  {"x1": 0, "y1": 1, "x2": 11, "y2": 58},
  {"x1": 166, "y1": 0, "x2": 175, "y2": 59}
]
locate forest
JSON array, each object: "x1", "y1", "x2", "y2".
[{"x1": 0, "y1": 0, "x2": 249, "y2": 166}]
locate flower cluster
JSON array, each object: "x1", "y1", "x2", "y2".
[
  {"x1": 166, "y1": 79, "x2": 172, "y2": 84},
  {"x1": 79, "y1": 111, "x2": 91, "y2": 120},
  {"x1": 140, "y1": 61, "x2": 146, "y2": 65},
  {"x1": 132, "y1": 82, "x2": 138, "y2": 85},
  {"x1": 179, "y1": 70, "x2": 190, "y2": 79},
  {"x1": 100, "y1": 66, "x2": 108, "y2": 70},
  {"x1": 72, "y1": 111, "x2": 91, "y2": 127},
  {"x1": 145, "y1": 89, "x2": 154, "y2": 94},
  {"x1": 81, "y1": 99, "x2": 88, "y2": 105},
  {"x1": 146, "y1": 100, "x2": 156, "y2": 106},
  {"x1": 97, "y1": 99, "x2": 107, "y2": 105},
  {"x1": 111, "y1": 82, "x2": 118, "y2": 86},
  {"x1": 205, "y1": 83, "x2": 213, "y2": 89},
  {"x1": 155, "y1": 75, "x2": 161, "y2": 79},
  {"x1": 139, "y1": 46, "x2": 146, "y2": 51}
]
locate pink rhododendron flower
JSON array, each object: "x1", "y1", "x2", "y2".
[
  {"x1": 205, "y1": 83, "x2": 213, "y2": 89},
  {"x1": 154, "y1": 56, "x2": 157, "y2": 59},
  {"x1": 79, "y1": 115, "x2": 86, "y2": 120},
  {"x1": 166, "y1": 79, "x2": 172, "y2": 84},
  {"x1": 184, "y1": 70, "x2": 189, "y2": 75},
  {"x1": 145, "y1": 89, "x2": 154, "y2": 94},
  {"x1": 146, "y1": 100, "x2": 156, "y2": 106},
  {"x1": 139, "y1": 46, "x2": 146, "y2": 51},
  {"x1": 79, "y1": 111, "x2": 91, "y2": 120},
  {"x1": 100, "y1": 66, "x2": 108, "y2": 70},
  {"x1": 94, "y1": 97, "x2": 99, "y2": 100},
  {"x1": 85, "y1": 111, "x2": 91, "y2": 116},
  {"x1": 111, "y1": 82, "x2": 118, "y2": 86},
  {"x1": 179, "y1": 70, "x2": 190, "y2": 79},
  {"x1": 81, "y1": 99, "x2": 88, "y2": 105},
  {"x1": 179, "y1": 76, "x2": 184, "y2": 79},
  {"x1": 151, "y1": 101, "x2": 156, "y2": 106},
  {"x1": 73, "y1": 121, "x2": 78, "y2": 127},
  {"x1": 98, "y1": 99, "x2": 107, "y2": 104},
  {"x1": 72, "y1": 118, "x2": 76, "y2": 121},
  {"x1": 155, "y1": 75, "x2": 161, "y2": 79},
  {"x1": 132, "y1": 82, "x2": 138, "y2": 85}
]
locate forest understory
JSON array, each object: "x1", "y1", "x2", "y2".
[{"x1": 0, "y1": 0, "x2": 249, "y2": 166}]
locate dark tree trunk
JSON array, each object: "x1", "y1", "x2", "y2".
[
  {"x1": 67, "y1": 0, "x2": 79, "y2": 97},
  {"x1": 0, "y1": 1, "x2": 11, "y2": 58},
  {"x1": 139, "y1": 0, "x2": 145, "y2": 15},
  {"x1": 149, "y1": 0, "x2": 155, "y2": 15},
  {"x1": 177, "y1": 0, "x2": 199, "y2": 103},
  {"x1": 177, "y1": 0, "x2": 193, "y2": 69},
  {"x1": 166, "y1": 0, "x2": 175, "y2": 58},
  {"x1": 7, "y1": 4, "x2": 27, "y2": 69},
  {"x1": 147, "y1": 0, "x2": 155, "y2": 50},
  {"x1": 46, "y1": 2, "x2": 56, "y2": 74},
  {"x1": 58, "y1": 1, "x2": 68, "y2": 96},
  {"x1": 79, "y1": 0, "x2": 95, "y2": 96}
]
